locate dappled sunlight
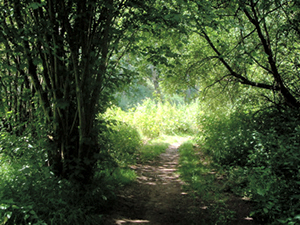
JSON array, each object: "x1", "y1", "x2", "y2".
[
  {"x1": 102, "y1": 140, "x2": 257, "y2": 225},
  {"x1": 244, "y1": 217, "x2": 254, "y2": 221},
  {"x1": 102, "y1": 141, "x2": 208, "y2": 224},
  {"x1": 115, "y1": 219, "x2": 150, "y2": 224},
  {"x1": 134, "y1": 143, "x2": 186, "y2": 186},
  {"x1": 158, "y1": 168, "x2": 176, "y2": 172}
]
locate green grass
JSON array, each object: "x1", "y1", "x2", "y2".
[
  {"x1": 101, "y1": 98, "x2": 198, "y2": 165},
  {"x1": 177, "y1": 140, "x2": 237, "y2": 224},
  {"x1": 139, "y1": 141, "x2": 169, "y2": 162},
  {"x1": 138, "y1": 135, "x2": 192, "y2": 162},
  {"x1": 178, "y1": 141, "x2": 216, "y2": 200},
  {"x1": 99, "y1": 167, "x2": 137, "y2": 187}
]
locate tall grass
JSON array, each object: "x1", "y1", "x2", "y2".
[{"x1": 103, "y1": 98, "x2": 200, "y2": 139}]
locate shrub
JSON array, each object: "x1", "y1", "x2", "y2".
[
  {"x1": 198, "y1": 106, "x2": 300, "y2": 224},
  {"x1": 245, "y1": 108, "x2": 300, "y2": 224},
  {"x1": 105, "y1": 119, "x2": 142, "y2": 167},
  {"x1": 0, "y1": 137, "x2": 104, "y2": 225},
  {"x1": 0, "y1": 117, "x2": 142, "y2": 225},
  {"x1": 199, "y1": 110, "x2": 255, "y2": 166}
]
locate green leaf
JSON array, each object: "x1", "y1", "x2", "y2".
[
  {"x1": 33, "y1": 57, "x2": 42, "y2": 66},
  {"x1": 257, "y1": 188, "x2": 265, "y2": 196},
  {"x1": 4, "y1": 198, "x2": 14, "y2": 204},
  {"x1": 294, "y1": 215, "x2": 300, "y2": 220},
  {"x1": 28, "y1": 2, "x2": 45, "y2": 10}
]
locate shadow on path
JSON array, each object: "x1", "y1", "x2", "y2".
[{"x1": 102, "y1": 143, "x2": 257, "y2": 225}]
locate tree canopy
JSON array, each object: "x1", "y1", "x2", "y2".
[{"x1": 151, "y1": 0, "x2": 300, "y2": 108}]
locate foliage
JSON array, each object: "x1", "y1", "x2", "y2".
[
  {"x1": 103, "y1": 119, "x2": 142, "y2": 167},
  {"x1": 114, "y1": 82, "x2": 154, "y2": 111},
  {"x1": 0, "y1": 114, "x2": 142, "y2": 224},
  {"x1": 104, "y1": 98, "x2": 200, "y2": 139},
  {"x1": 178, "y1": 140, "x2": 236, "y2": 224},
  {"x1": 1, "y1": 0, "x2": 300, "y2": 223},
  {"x1": 199, "y1": 109, "x2": 255, "y2": 166},
  {"x1": 0, "y1": 0, "x2": 157, "y2": 182},
  {"x1": 139, "y1": 141, "x2": 169, "y2": 162},
  {"x1": 155, "y1": 0, "x2": 300, "y2": 109},
  {"x1": 0, "y1": 132, "x2": 102, "y2": 225},
  {"x1": 246, "y1": 108, "x2": 300, "y2": 224},
  {"x1": 114, "y1": 78, "x2": 191, "y2": 111},
  {"x1": 198, "y1": 106, "x2": 300, "y2": 224},
  {"x1": 102, "y1": 97, "x2": 198, "y2": 164}
]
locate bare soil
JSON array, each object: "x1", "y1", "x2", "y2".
[{"x1": 102, "y1": 143, "x2": 260, "y2": 225}]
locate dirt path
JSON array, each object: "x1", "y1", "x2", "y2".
[{"x1": 102, "y1": 143, "x2": 258, "y2": 225}]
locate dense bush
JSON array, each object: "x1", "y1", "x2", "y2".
[
  {"x1": 247, "y1": 108, "x2": 300, "y2": 224},
  {"x1": 104, "y1": 119, "x2": 142, "y2": 167},
  {"x1": 0, "y1": 117, "x2": 142, "y2": 225},
  {"x1": 199, "y1": 110, "x2": 255, "y2": 166},
  {"x1": 198, "y1": 106, "x2": 300, "y2": 224},
  {"x1": 0, "y1": 132, "x2": 103, "y2": 225}
]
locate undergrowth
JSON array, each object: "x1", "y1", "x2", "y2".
[
  {"x1": 103, "y1": 98, "x2": 200, "y2": 139},
  {"x1": 139, "y1": 141, "x2": 169, "y2": 162},
  {"x1": 178, "y1": 141, "x2": 236, "y2": 224},
  {"x1": 197, "y1": 106, "x2": 300, "y2": 224},
  {"x1": 0, "y1": 117, "x2": 140, "y2": 225},
  {"x1": 3, "y1": 94, "x2": 299, "y2": 225}
]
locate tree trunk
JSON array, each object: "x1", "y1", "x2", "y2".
[{"x1": 150, "y1": 65, "x2": 162, "y2": 101}]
